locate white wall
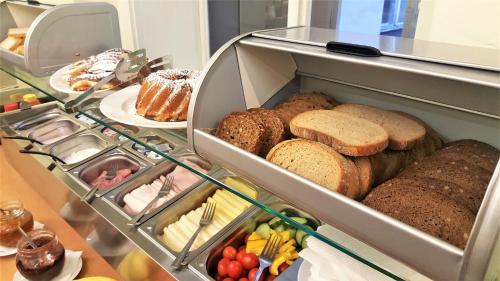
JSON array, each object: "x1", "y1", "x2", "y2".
[
  {"x1": 415, "y1": 0, "x2": 500, "y2": 49},
  {"x1": 336, "y1": 0, "x2": 384, "y2": 35}
]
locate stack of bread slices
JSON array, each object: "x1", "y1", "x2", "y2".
[
  {"x1": 0, "y1": 28, "x2": 27, "y2": 55},
  {"x1": 216, "y1": 92, "x2": 499, "y2": 248}
]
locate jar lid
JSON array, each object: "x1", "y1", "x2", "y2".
[{"x1": 22, "y1": 94, "x2": 38, "y2": 103}]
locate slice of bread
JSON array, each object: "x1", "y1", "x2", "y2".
[
  {"x1": 273, "y1": 99, "x2": 331, "y2": 132},
  {"x1": 363, "y1": 178, "x2": 474, "y2": 249},
  {"x1": 248, "y1": 108, "x2": 285, "y2": 157},
  {"x1": 286, "y1": 92, "x2": 339, "y2": 108},
  {"x1": 216, "y1": 112, "x2": 265, "y2": 154},
  {"x1": 0, "y1": 36, "x2": 23, "y2": 51},
  {"x1": 391, "y1": 110, "x2": 444, "y2": 153},
  {"x1": 438, "y1": 139, "x2": 499, "y2": 173},
  {"x1": 353, "y1": 157, "x2": 374, "y2": 198},
  {"x1": 7, "y1": 27, "x2": 28, "y2": 38},
  {"x1": 334, "y1": 104, "x2": 426, "y2": 150},
  {"x1": 289, "y1": 109, "x2": 389, "y2": 156},
  {"x1": 266, "y1": 139, "x2": 360, "y2": 199}
]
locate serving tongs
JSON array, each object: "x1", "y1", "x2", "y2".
[
  {"x1": 136, "y1": 55, "x2": 173, "y2": 83},
  {"x1": 18, "y1": 150, "x2": 67, "y2": 171},
  {"x1": 64, "y1": 49, "x2": 148, "y2": 113}
]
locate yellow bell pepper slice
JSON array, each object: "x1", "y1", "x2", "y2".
[
  {"x1": 279, "y1": 230, "x2": 290, "y2": 242},
  {"x1": 269, "y1": 255, "x2": 287, "y2": 276},
  {"x1": 247, "y1": 232, "x2": 262, "y2": 241},
  {"x1": 246, "y1": 239, "x2": 267, "y2": 255},
  {"x1": 278, "y1": 240, "x2": 296, "y2": 253}
]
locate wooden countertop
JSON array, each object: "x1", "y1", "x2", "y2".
[{"x1": 0, "y1": 145, "x2": 123, "y2": 281}]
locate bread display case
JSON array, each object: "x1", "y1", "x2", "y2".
[
  {"x1": 0, "y1": 26, "x2": 499, "y2": 281},
  {"x1": 188, "y1": 27, "x2": 500, "y2": 281},
  {"x1": 0, "y1": 0, "x2": 121, "y2": 76}
]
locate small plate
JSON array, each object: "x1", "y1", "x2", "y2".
[
  {"x1": 49, "y1": 64, "x2": 119, "y2": 97},
  {"x1": 13, "y1": 250, "x2": 82, "y2": 281},
  {"x1": 99, "y1": 84, "x2": 187, "y2": 129},
  {"x1": 0, "y1": 221, "x2": 44, "y2": 257}
]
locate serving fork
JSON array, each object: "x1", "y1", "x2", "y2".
[
  {"x1": 82, "y1": 163, "x2": 118, "y2": 203},
  {"x1": 254, "y1": 233, "x2": 282, "y2": 281},
  {"x1": 128, "y1": 174, "x2": 174, "y2": 226},
  {"x1": 171, "y1": 200, "x2": 216, "y2": 269}
]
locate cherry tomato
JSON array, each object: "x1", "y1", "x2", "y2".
[
  {"x1": 218, "y1": 258, "x2": 231, "y2": 277},
  {"x1": 278, "y1": 262, "x2": 290, "y2": 273},
  {"x1": 222, "y1": 278, "x2": 235, "y2": 281},
  {"x1": 241, "y1": 252, "x2": 259, "y2": 270},
  {"x1": 236, "y1": 248, "x2": 247, "y2": 263},
  {"x1": 215, "y1": 273, "x2": 224, "y2": 281},
  {"x1": 238, "y1": 245, "x2": 246, "y2": 251},
  {"x1": 265, "y1": 276, "x2": 276, "y2": 281},
  {"x1": 248, "y1": 268, "x2": 263, "y2": 281},
  {"x1": 227, "y1": 261, "x2": 244, "y2": 279},
  {"x1": 239, "y1": 278, "x2": 249, "y2": 281},
  {"x1": 223, "y1": 246, "x2": 238, "y2": 260},
  {"x1": 243, "y1": 233, "x2": 251, "y2": 243}
]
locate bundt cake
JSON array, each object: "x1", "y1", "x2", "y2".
[{"x1": 135, "y1": 69, "x2": 199, "y2": 122}]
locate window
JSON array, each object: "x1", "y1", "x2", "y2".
[{"x1": 380, "y1": 0, "x2": 408, "y2": 32}]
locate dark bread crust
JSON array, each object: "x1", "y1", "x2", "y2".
[
  {"x1": 438, "y1": 139, "x2": 499, "y2": 173},
  {"x1": 363, "y1": 178, "x2": 475, "y2": 248},
  {"x1": 216, "y1": 112, "x2": 265, "y2": 154},
  {"x1": 248, "y1": 108, "x2": 285, "y2": 157}
]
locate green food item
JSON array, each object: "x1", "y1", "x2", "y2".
[
  {"x1": 255, "y1": 223, "x2": 271, "y2": 239},
  {"x1": 268, "y1": 217, "x2": 282, "y2": 229},
  {"x1": 301, "y1": 235, "x2": 310, "y2": 248},
  {"x1": 274, "y1": 224, "x2": 285, "y2": 232},
  {"x1": 290, "y1": 217, "x2": 307, "y2": 224},
  {"x1": 296, "y1": 229, "x2": 306, "y2": 246},
  {"x1": 287, "y1": 227, "x2": 297, "y2": 240}
]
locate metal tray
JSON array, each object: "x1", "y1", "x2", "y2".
[
  {"x1": 26, "y1": 118, "x2": 83, "y2": 145},
  {"x1": 97, "y1": 122, "x2": 141, "y2": 144},
  {"x1": 139, "y1": 172, "x2": 267, "y2": 264},
  {"x1": 44, "y1": 131, "x2": 114, "y2": 171},
  {"x1": 68, "y1": 147, "x2": 149, "y2": 197},
  {"x1": 122, "y1": 130, "x2": 186, "y2": 164},
  {"x1": 191, "y1": 202, "x2": 322, "y2": 280},
  {"x1": 13, "y1": 109, "x2": 62, "y2": 131},
  {"x1": 104, "y1": 153, "x2": 216, "y2": 224}
]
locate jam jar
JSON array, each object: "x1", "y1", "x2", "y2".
[
  {"x1": 0, "y1": 200, "x2": 34, "y2": 247},
  {"x1": 16, "y1": 229, "x2": 65, "y2": 281}
]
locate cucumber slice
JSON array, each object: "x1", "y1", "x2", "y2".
[
  {"x1": 287, "y1": 228, "x2": 297, "y2": 240},
  {"x1": 274, "y1": 224, "x2": 285, "y2": 232},
  {"x1": 295, "y1": 229, "x2": 306, "y2": 246},
  {"x1": 301, "y1": 235, "x2": 310, "y2": 248},
  {"x1": 268, "y1": 217, "x2": 282, "y2": 228},
  {"x1": 290, "y1": 217, "x2": 307, "y2": 224},
  {"x1": 255, "y1": 223, "x2": 271, "y2": 239}
]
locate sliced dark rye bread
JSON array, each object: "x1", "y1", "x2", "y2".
[
  {"x1": 289, "y1": 110, "x2": 389, "y2": 156},
  {"x1": 286, "y1": 92, "x2": 339, "y2": 108},
  {"x1": 247, "y1": 108, "x2": 285, "y2": 157},
  {"x1": 333, "y1": 104, "x2": 426, "y2": 150},
  {"x1": 363, "y1": 179, "x2": 475, "y2": 248},
  {"x1": 266, "y1": 139, "x2": 361, "y2": 199},
  {"x1": 399, "y1": 158, "x2": 490, "y2": 208},
  {"x1": 437, "y1": 139, "x2": 499, "y2": 173},
  {"x1": 216, "y1": 112, "x2": 265, "y2": 154}
]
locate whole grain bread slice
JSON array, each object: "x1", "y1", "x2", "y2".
[
  {"x1": 216, "y1": 112, "x2": 265, "y2": 154},
  {"x1": 438, "y1": 139, "x2": 499, "y2": 173},
  {"x1": 363, "y1": 179, "x2": 474, "y2": 249},
  {"x1": 334, "y1": 104, "x2": 426, "y2": 150},
  {"x1": 391, "y1": 110, "x2": 444, "y2": 153},
  {"x1": 353, "y1": 157, "x2": 374, "y2": 198},
  {"x1": 289, "y1": 109, "x2": 389, "y2": 156},
  {"x1": 266, "y1": 139, "x2": 361, "y2": 199},
  {"x1": 248, "y1": 108, "x2": 285, "y2": 157},
  {"x1": 273, "y1": 99, "x2": 331, "y2": 132},
  {"x1": 286, "y1": 92, "x2": 339, "y2": 108}
]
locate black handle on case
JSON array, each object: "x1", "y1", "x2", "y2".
[
  {"x1": 47, "y1": 163, "x2": 57, "y2": 171},
  {"x1": 23, "y1": 144, "x2": 34, "y2": 151},
  {"x1": 18, "y1": 150, "x2": 67, "y2": 165},
  {"x1": 326, "y1": 41, "x2": 381, "y2": 57}
]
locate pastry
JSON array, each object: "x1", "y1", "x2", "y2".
[{"x1": 135, "y1": 69, "x2": 199, "y2": 121}]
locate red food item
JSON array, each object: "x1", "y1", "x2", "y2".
[
  {"x1": 218, "y1": 258, "x2": 231, "y2": 277},
  {"x1": 223, "y1": 278, "x2": 235, "y2": 281},
  {"x1": 4, "y1": 103, "x2": 19, "y2": 112},
  {"x1": 241, "y1": 252, "x2": 259, "y2": 270},
  {"x1": 238, "y1": 245, "x2": 246, "y2": 251},
  {"x1": 239, "y1": 278, "x2": 249, "y2": 281},
  {"x1": 223, "y1": 246, "x2": 238, "y2": 260},
  {"x1": 214, "y1": 274, "x2": 224, "y2": 281},
  {"x1": 90, "y1": 168, "x2": 133, "y2": 189},
  {"x1": 236, "y1": 248, "x2": 247, "y2": 263},
  {"x1": 248, "y1": 268, "x2": 263, "y2": 281},
  {"x1": 278, "y1": 263, "x2": 290, "y2": 273},
  {"x1": 227, "y1": 261, "x2": 244, "y2": 279}
]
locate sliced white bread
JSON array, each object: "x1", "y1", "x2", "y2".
[
  {"x1": 289, "y1": 109, "x2": 389, "y2": 156},
  {"x1": 266, "y1": 139, "x2": 361, "y2": 199},
  {"x1": 333, "y1": 104, "x2": 426, "y2": 150}
]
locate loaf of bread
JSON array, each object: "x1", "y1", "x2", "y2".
[
  {"x1": 266, "y1": 139, "x2": 360, "y2": 199},
  {"x1": 216, "y1": 112, "x2": 265, "y2": 154},
  {"x1": 334, "y1": 104, "x2": 426, "y2": 150},
  {"x1": 363, "y1": 178, "x2": 474, "y2": 248},
  {"x1": 290, "y1": 110, "x2": 389, "y2": 156}
]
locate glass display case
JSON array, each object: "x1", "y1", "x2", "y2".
[{"x1": 1, "y1": 26, "x2": 499, "y2": 281}]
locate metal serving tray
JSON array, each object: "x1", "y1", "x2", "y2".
[
  {"x1": 68, "y1": 147, "x2": 149, "y2": 197},
  {"x1": 122, "y1": 130, "x2": 186, "y2": 165},
  {"x1": 104, "y1": 153, "x2": 216, "y2": 224},
  {"x1": 44, "y1": 131, "x2": 114, "y2": 171},
  {"x1": 191, "y1": 202, "x2": 322, "y2": 280},
  {"x1": 188, "y1": 27, "x2": 500, "y2": 281},
  {"x1": 96, "y1": 122, "x2": 142, "y2": 144},
  {"x1": 26, "y1": 118, "x2": 83, "y2": 145},
  {"x1": 13, "y1": 108, "x2": 62, "y2": 131},
  {"x1": 139, "y1": 172, "x2": 268, "y2": 265}
]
